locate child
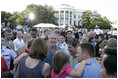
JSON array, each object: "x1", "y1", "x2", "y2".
[
  {"x1": 13, "y1": 39, "x2": 34, "y2": 77},
  {"x1": 13, "y1": 39, "x2": 34, "y2": 66},
  {"x1": 56, "y1": 33, "x2": 70, "y2": 56},
  {"x1": 51, "y1": 50, "x2": 91, "y2": 78}
]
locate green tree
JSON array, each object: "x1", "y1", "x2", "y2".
[
  {"x1": 81, "y1": 10, "x2": 93, "y2": 29},
  {"x1": 15, "y1": 17, "x2": 25, "y2": 25},
  {"x1": 8, "y1": 12, "x2": 19, "y2": 21},
  {"x1": 80, "y1": 10, "x2": 111, "y2": 29},
  {"x1": 2, "y1": 4, "x2": 57, "y2": 27},
  {"x1": 15, "y1": 11, "x2": 27, "y2": 25},
  {"x1": 1, "y1": 11, "x2": 12, "y2": 23},
  {"x1": 24, "y1": 4, "x2": 57, "y2": 27},
  {"x1": 100, "y1": 16, "x2": 112, "y2": 29}
]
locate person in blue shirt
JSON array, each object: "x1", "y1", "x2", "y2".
[
  {"x1": 44, "y1": 33, "x2": 62, "y2": 71},
  {"x1": 56, "y1": 33, "x2": 70, "y2": 56},
  {"x1": 66, "y1": 43, "x2": 102, "y2": 78},
  {"x1": 1, "y1": 37, "x2": 17, "y2": 70}
]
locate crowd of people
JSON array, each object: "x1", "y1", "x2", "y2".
[{"x1": 1, "y1": 24, "x2": 117, "y2": 78}]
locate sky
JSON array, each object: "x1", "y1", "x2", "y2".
[{"x1": 0, "y1": 0, "x2": 118, "y2": 21}]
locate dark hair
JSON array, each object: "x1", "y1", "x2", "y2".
[
  {"x1": 31, "y1": 28, "x2": 37, "y2": 32},
  {"x1": 78, "y1": 32, "x2": 83, "y2": 36},
  {"x1": 103, "y1": 48, "x2": 117, "y2": 77},
  {"x1": 66, "y1": 30, "x2": 72, "y2": 34},
  {"x1": 60, "y1": 33, "x2": 67, "y2": 42},
  {"x1": 53, "y1": 50, "x2": 69, "y2": 74},
  {"x1": 60, "y1": 33, "x2": 66, "y2": 39},
  {"x1": 29, "y1": 37, "x2": 48, "y2": 59},
  {"x1": 102, "y1": 33, "x2": 108, "y2": 40},
  {"x1": 88, "y1": 36, "x2": 94, "y2": 42},
  {"x1": 80, "y1": 43, "x2": 96, "y2": 57},
  {"x1": 67, "y1": 38, "x2": 79, "y2": 48}
]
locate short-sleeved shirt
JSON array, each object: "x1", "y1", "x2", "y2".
[
  {"x1": 1, "y1": 46, "x2": 17, "y2": 70},
  {"x1": 51, "y1": 65, "x2": 73, "y2": 78},
  {"x1": 69, "y1": 55, "x2": 78, "y2": 68},
  {"x1": 13, "y1": 38, "x2": 24, "y2": 51},
  {"x1": 66, "y1": 58, "x2": 102, "y2": 78},
  {"x1": 56, "y1": 42, "x2": 70, "y2": 56},
  {"x1": 44, "y1": 46, "x2": 62, "y2": 71}
]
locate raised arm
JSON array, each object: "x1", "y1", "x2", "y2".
[
  {"x1": 14, "y1": 53, "x2": 28, "y2": 65},
  {"x1": 70, "y1": 60, "x2": 91, "y2": 77}
]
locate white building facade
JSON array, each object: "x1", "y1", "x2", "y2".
[{"x1": 54, "y1": 4, "x2": 83, "y2": 26}]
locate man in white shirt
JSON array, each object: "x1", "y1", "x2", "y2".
[
  {"x1": 94, "y1": 25, "x2": 103, "y2": 35},
  {"x1": 17, "y1": 33, "x2": 32, "y2": 55},
  {"x1": 13, "y1": 31, "x2": 24, "y2": 51}
]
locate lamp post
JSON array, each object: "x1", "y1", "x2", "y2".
[{"x1": 29, "y1": 12, "x2": 35, "y2": 27}]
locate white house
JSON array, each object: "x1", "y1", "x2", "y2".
[{"x1": 54, "y1": 4, "x2": 84, "y2": 26}]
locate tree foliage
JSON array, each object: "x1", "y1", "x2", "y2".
[
  {"x1": 79, "y1": 10, "x2": 112, "y2": 29},
  {"x1": 8, "y1": 12, "x2": 19, "y2": 21},
  {"x1": 1, "y1": 11, "x2": 12, "y2": 23},
  {"x1": 1, "y1": 4, "x2": 57, "y2": 27}
]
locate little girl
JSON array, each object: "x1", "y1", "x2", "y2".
[{"x1": 51, "y1": 50, "x2": 91, "y2": 78}]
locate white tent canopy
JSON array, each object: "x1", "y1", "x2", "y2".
[
  {"x1": 33, "y1": 23, "x2": 58, "y2": 28},
  {"x1": 59, "y1": 24, "x2": 66, "y2": 28}
]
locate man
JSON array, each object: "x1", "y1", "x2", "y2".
[
  {"x1": 16, "y1": 33, "x2": 32, "y2": 55},
  {"x1": 67, "y1": 43, "x2": 101, "y2": 78},
  {"x1": 94, "y1": 25, "x2": 103, "y2": 36},
  {"x1": 67, "y1": 38, "x2": 79, "y2": 68},
  {"x1": 1, "y1": 37, "x2": 17, "y2": 70},
  {"x1": 4, "y1": 28, "x2": 14, "y2": 50},
  {"x1": 30, "y1": 28, "x2": 38, "y2": 38},
  {"x1": 44, "y1": 33, "x2": 62, "y2": 71},
  {"x1": 13, "y1": 31, "x2": 24, "y2": 52},
  {"x1": 41, "y1": 29, "x2": 50, "y2": 39},
  {"x1": 66, "y1": 30, "x2": 73, "y2": 41}
]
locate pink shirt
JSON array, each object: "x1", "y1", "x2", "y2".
[{"x1": 51, "y1": 65, "x2": 73, "y2": 78}]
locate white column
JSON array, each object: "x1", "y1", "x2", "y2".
[
  {"x1": 76, "y1": 14, "x2": 78, "y2": 26},
  {"x1": 68, "y1": 11, "x2": 70, "y2": 26},
  {"x1": 71, "y1": 11, "x2": 74, "y2": 26},
  {"x1": 59, "y1": 10, "x2": 60, "y2": 26},
  {"x1": 64, "y1": 10, "x2": 65, "y2": 25}
]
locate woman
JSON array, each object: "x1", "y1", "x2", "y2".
[
  {"x1": 16, "y1": 37, "x2": 50, "y2": 78},
  {"x1": 51, "y1": 50, "x2": 91, "y2": 78},
  {"x1": 101, "y1": 48, "x2": 117, "y2": 78}
]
